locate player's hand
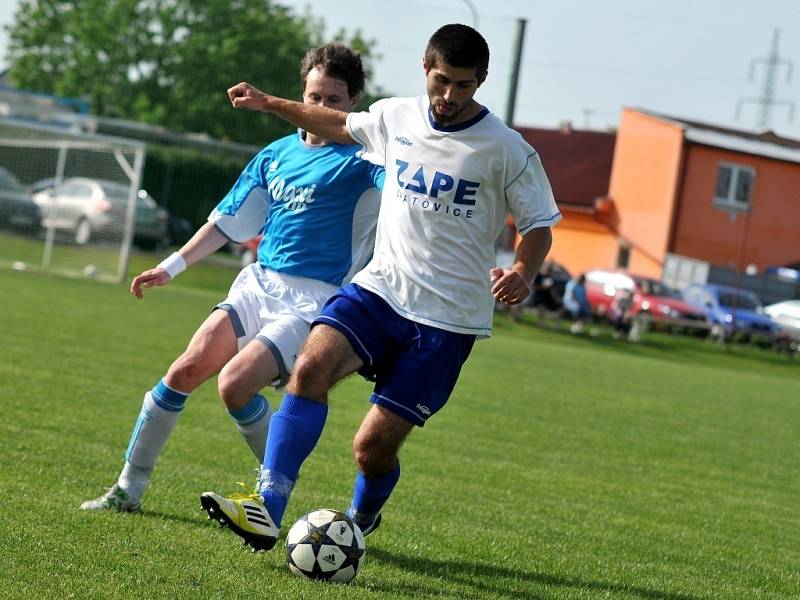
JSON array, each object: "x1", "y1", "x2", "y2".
[
  {"x1": 490, "y1": 267, "x2": 531, "y2": 306},
  {"x1": 227, "y1": 82, "x2": 269, "y2": 111},
  {"x1": 130, "y1": 268, "x2": 172, "y2": 299}
]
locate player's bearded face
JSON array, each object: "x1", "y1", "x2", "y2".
[{"x1": 425, "y1": 63, "x2": 480, "y2": 125}]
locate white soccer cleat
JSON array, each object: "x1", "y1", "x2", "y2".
[
  {"x1": 200, "y1": 490, "x2": 279, "y2": 551},
  {"x1": 80, "y1": 485, "x2": 141, "y2": 512}
]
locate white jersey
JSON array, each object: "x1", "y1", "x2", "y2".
[{"x1": 346, "y1": 96, "x2": 561, "y2": 337}]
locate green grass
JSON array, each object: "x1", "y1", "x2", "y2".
[
  {"x1": 1, "y1": 266, "x2": 799, "y2": 599},
  {"x1": 0, "y1": 230, "x2": 240, "y2": 292}
]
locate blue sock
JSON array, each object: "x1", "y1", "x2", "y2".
[
  {"x1": 348, "y1": 463, "x2": 401, "y2": 526},
  {"x1": 258, "y1": 393, "x2": 328, "y2": 526}
]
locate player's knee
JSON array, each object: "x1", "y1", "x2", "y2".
[
  {"x1": 166, "y1": 354, "x2": 207, "y2": 391},
  {"x1": 288, "y1": 352, "x2": 332, "y2": 397},
  {"x1": 217, "y1": 369, "x2": 248, "y2": 410},
  {"x1": 353, "y1": 433, "x2": 395, "y2": 477}
]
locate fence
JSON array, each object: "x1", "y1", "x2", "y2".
[
  {"x1": 663, "y1": 253, "x2": 800, "y2": 305},
  {"x1": 0, "y1": 120, "x2": 145, "y2": 282}
]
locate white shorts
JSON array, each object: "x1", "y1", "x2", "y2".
[{"x1": 215, "y1": 264, "x2": 338, "y2": 387}]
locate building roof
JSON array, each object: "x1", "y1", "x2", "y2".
[
  {"x1": 515, "y1": 125, "x2": 616, "y2": 208},
  {"x1": 635, "y1": 108, "x2": 800, "y2": 165}
]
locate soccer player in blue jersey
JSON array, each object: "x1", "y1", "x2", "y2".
[
  {"x1": 200, "y1": 24, "x2": 561, "y2": 550},
  {"x1": 81, "y1": 43, "x2": 384, "y2": 512}
]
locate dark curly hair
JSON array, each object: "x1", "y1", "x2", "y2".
[
  {"x1": 300, "y1": 43, "x2": 365, "y2": 98},
  {"x1": 424, "y1": 24, "x2": 489, "y2": 83}
]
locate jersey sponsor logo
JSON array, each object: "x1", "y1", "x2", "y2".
[
  {"x1": 394, "y1": 160, "x2": 478, "y2": 220},
  {"x1": 267, "y1": 175, "x2": 317, "y2": 212},
  {"x1": 396, "y1": 189, "x2": 474, "y2": 219},
  {"x1": 395, "y1": 160, "x2": 479, "y2": 205},
  {"x1": 394, "y1": 136, "x2": 413, "y2": 147}
]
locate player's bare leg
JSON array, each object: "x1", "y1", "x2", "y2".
[
  {"x1": 82, "y1": 310, "x2": 238, "y2": 511},
  {"x1": 288, "y1": 324, "x2": 364, "y2": 400},
  {"x1": 347, "y1": 405, "x2": 413, "y2": 535},
  {"x1": 217, "y1": 339, "x2": 280, "y2": 461},
  {"x1": 353, "y1": 405, "x2": 413, "y2": 477},
  {"x1": 165, "y1": 309, "x2": 239, "y2": 391},
  {"x1": 202, "y1": 325, "x2": 363, "y2": 548}
]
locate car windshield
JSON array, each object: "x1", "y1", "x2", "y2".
[
  {"x1": 0, "y1": 169, "x2": 25, "y2": 193},
  {"x1": 636, "y1": 278, "x2": 681, "y2": 298},
  {"x1": 718, "y1": 290, "x2": 760, "y2": 311},
  {"x1": 99, "y1": 181, "x2": 132, "y2": 200},
  {"x1": 99, "y1": 182, "x2": 155, "y2": 209}
]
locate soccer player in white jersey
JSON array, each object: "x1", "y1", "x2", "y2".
[
  {"x1": 200, "y1": 24, "x2": 560, "y2": 550},
  {"x1": 81, "y1": 43, "x2": 384, "y2": 512}
]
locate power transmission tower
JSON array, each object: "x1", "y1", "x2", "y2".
[{"x1": 736, "y1": 29, "x2": 795, "y2": 128}]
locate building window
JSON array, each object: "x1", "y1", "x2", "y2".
[
  {"x1": 616, "y1": 243, "x2": 630, "y2": 269},
  {"x1": 713, "y1": 162, "x2": 755, "y2": 212}
]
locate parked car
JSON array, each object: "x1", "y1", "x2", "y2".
[
  {"x1": 765, "y1": 263, "x2": 800, "y2": 282},
  {"x1": 682, "y1": 283, "x2": 777, "y2": 343},
  {"x1": 763, "y1": 300, "x2": 800, "y2": 343},
  {"x1": 167, "y1": 215, "x2": 195, "y2": 247},
  {"x1": 583, "y1": 269, "x2": 708, "y2": 331},
  {"x1": 0, "y1": 167, "x2": 42, "y2": 235},
  {"x1": 526, "y1": 260, "x2": 571, "y2": 310},
  {"x1": 32, "y1": 177, "x2": 169, "y2": 249}
]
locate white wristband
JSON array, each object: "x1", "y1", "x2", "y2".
[{"x1": 157, "y1": 252, "x2": 187, "y2": 279}]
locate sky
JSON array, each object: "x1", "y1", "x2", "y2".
[{"x1": 2, "y1": 0, "x2": 800, "y2": 138}]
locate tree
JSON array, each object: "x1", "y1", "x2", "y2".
[{"x1": 6, "y1": 0, "x2": 379, "y2": 145}]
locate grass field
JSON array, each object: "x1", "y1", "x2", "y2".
[{"x1": 1, "y1": 264, "x2": 799, "y2": 599}]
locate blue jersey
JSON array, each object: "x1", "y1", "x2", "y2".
[{"x1": 209, "y1": 132, "x2": 384, "y2": 287}]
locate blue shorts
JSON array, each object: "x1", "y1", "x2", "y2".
[{"x1": 314, "y1": 284, "x2": 476, "y2": 427}]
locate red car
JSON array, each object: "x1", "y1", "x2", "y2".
[{"x1": 583, "y1": 269, "x2": 708, "y2": 330}]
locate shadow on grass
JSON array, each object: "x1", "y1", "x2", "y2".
[{"x1": 369, "y1": 547, "x2": 702, "y2": 600}]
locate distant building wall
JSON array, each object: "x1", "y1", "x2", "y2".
[
  {"x1": 672, "y1": 145, "x2": 800, "y2": 271},
  {"x1": 549, "y1": 211, "x2": 618, "y2": 275},
  {"x1": 607, "y1": 109, "x2": 685, "y2": 278}
]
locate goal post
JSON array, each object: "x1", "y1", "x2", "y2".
[{"x1": 0, "y1": 120, "x2": 146, "y2": 283}]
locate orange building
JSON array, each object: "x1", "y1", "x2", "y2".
[
  {"x1": 519, "y1": 109, "x2": 800, "y2": 280},
  {"x1": 515, "y1": 124, "x2": 616, "y2": 275}
]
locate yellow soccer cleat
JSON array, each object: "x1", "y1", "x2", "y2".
[{"x1": 200, "y1": 490, "x2": 279, "y2": 551}]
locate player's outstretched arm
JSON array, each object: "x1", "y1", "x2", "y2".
[
  {"x1": 227, "y1": 82, "x2": 355, "y2": 145},
  {"x1": 130, "y1": 223, "x2": 228, "y2": 299},
  {"x1": 490, "y1": 227, "x2": 553, "y2": 305}
]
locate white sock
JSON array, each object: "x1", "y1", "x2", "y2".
[
  {"x1": 228, "y1": 394, "x2": 272, "y2": 462},
  {"x1": 118, "y1": 380, "x2": 188, "y2": 500},
  {"x1": 118, "y1": 462, "x2": 151, "y2": 500}
]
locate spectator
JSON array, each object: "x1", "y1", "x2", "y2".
[
  {"x1": 563, "y1": 274, "x2": 591, "y2": 334},
  {"x1": 531, "y1": 263, "x2": 562, "y2": 327},
  {"x1": 611, "y1": 288, "x2": 636, "y2": 340}
]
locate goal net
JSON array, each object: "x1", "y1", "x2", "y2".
[{"x1": 0, "y1": 120, "x2": 146, "y2": 282}]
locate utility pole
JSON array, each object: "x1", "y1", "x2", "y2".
[
  {"x1": 460, "y1": 0, "x2": 479, "y2": 29},
  {"x1": 736, "y1": 28, "x2": 795, "y2": 128},
  {"x1": 505, "y1": 18, "x2": 527, "y2": 126},
  {"x1": 582, "y1": 108, "x2": 595, "y2": 129}
]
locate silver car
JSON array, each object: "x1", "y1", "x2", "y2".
[
  {"x1": 764, "y1": 300, "x2": 800, "y2": 343},
  {"x1": 33, "y1": 177, "x2": 169, "y2": 248}
]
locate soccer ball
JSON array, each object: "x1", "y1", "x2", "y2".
[{"x1": 286, "y1": 509, "x2": 366, "y2": 583}]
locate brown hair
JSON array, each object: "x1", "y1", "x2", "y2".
[{"x1": 300, "y1": 43, "x2": 365, "y2": 98}]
